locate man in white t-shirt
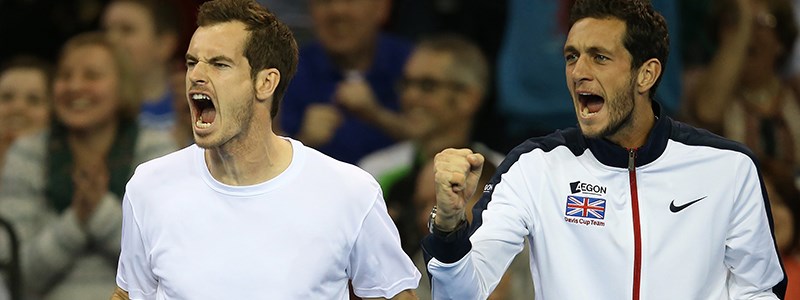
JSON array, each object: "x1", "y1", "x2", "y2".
[{"x1": 110, "y1": 0, "x2": 420, "y2": 299}]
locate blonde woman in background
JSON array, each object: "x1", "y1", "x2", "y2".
[{"x1": 0, "y1": 32, "x2": 177, "y2": 300}]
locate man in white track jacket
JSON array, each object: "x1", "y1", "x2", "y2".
[{"x1": 422, "y1": 0, "x2": 788, "y2": 299}]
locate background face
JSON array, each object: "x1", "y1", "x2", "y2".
[
  {"x1": 309, "y1": 0, "x2": 388, "y2": 57},
  {"x1": 742, "y1": 0, "x2": 784, "y2": 85},
  {"x1": 400, "y1": 49, "x2": 463, "y2": 139},
  {"x1": 53, "y1": 45, "x2": 122, "y2": 130},
  {"x1": 103, "y1": 1, "x2": 163, "y2": 76},
  {"x1": 0, "y1": 68, "x2": 50, "y2": 137}
]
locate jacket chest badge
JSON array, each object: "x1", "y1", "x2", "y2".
[{"x1": 565, "y1": 181, "x2": 607, "y2": 227}]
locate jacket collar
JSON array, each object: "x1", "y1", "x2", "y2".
[{"x1": 584, "y1": 101, "x2": 671, "y2": 169}]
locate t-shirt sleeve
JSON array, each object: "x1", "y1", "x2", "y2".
[
  {"x1": 348, "y1": 193, "x2": 421, "y2": 298},
  {"x1": 116, "y1": 192, "x2": 158, "y2": 299}
]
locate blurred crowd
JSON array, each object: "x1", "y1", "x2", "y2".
[{"x1": 0, "y1": 0, "x2": 798, "y2": 299}]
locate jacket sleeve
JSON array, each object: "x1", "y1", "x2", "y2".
[
  {"x1": 422, "y1": 162, "x2": 532, "y2": 299},
  {"x1": 725, "y1": 158, "x2": 786, "y2": 299}
]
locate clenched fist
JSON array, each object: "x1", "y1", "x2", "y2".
[{"x1": 433, "y1": 148, "x2": 484, "y2": 231}]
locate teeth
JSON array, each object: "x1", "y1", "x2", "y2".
[
  {"x1": 196, "y1": 119, "x2": 212, "y2": 128},
  {"x1": 72, "y1": 98, "x2": 91, "y2": 109},
  {"x1": 581, "y1": 106, "x2": 596, "y2": 117},
  {"x1": 191, "y1": 94, "x2": 211, "y2": 101}
]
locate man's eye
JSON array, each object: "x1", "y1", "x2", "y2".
[
  {"x1": 595, "y1": 55, "x2": 609, "y2": 62},
  {"x1": 214, "y1": 63, "x2": 230, "y2": 68},
  {"x1": 565, "y1": 54, "x2": 578, "y2": 63},
  {"x1": 418, "y1": 79, "x2": 437, "y2": 92},
  {"x1": 0, "y1": 93, "x2": 12, "y2": 103},
  {"x1": 186, "y1": 61, "x2": 197, "y2": 68}
]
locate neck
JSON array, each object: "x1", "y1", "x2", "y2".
[
  {"x1": 140, "y1": 67, "x2": 169, "y2": 102},
  {"x1": 205, "y1": 120, "x2": 292, "y2": 186},
  {"x1": 329, "y1": 42, "x2": 376, "y2": 73},
  {"x1": 739, "y1": 74, "x2": 781, "y2": 107},
  {"x1": 68, "y1": 121, "x2": 119, "y2": 164},
  {"x1": 742, "y1": 72, "x2": 780, "y2": 91},
  {"x1": 608, "y1": 100, "x2": 655, "y2": 149}
]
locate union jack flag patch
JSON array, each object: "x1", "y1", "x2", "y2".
[{"x1": 565, "y1": 196, "x2": 606, "y2": 219}]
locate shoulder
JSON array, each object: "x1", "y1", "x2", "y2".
[
  {"x1": 6, "y1": 130, "x2": 48, "y2": 161},
  {"x1": 471, "y1": 142, "x2": 507, "y2": 167},
  {"x1": 357, "y1": 141, "x2": 414, "y2": 177},
  {"x1": 298, "y1": 41, "x2": 326, "y2": 58},
  {"x1": 1, "y1": 131, "x2": 48, "y2": 184},
  {"x1": 375, "y1": 34, "x2": 413, "y2": 69},
  {"x1": 503, "y1": 127, "x2": 585, "y2": 164},
  {"x1": 480, "y1": 128, "x2": 586, "y2": 186},
  {"x1": 297, "y1": 41, "x2": 330, "y2": 71},
  {"x1": 669, "y1": 119, "x2": 757, "y2": 161},
  {"x1": 377, "y1": 34, "x2": 413, "y2": 55},
  {"x1": 129, "y1": 145, "x2": 196, "y2": 188},
  {"x1": 299, "y1": 142, "x2": 382, "y2": 194}
]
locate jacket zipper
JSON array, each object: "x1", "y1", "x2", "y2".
[{"x1": 628, "y1": 148, "x2": 641, "y2": 300}]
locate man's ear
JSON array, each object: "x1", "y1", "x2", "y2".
[
  {"x1": 375, "y1": 0, "x2": 392, "y2": 25},
  {"x1": 255, "y1": 68, "x2": 280, "y2": 102},
  {"x1": 636, "y1": 58, "x2": 662, "y2": 95},
  {"x1": 457, "y1": 87, "x2": 483, "y2": 116},
  {"x1": 156, "y1": 32, "x2": 179, "y2": 62}
]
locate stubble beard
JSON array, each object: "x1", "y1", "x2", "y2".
[
  {"x1": 194, "y1": 101, "x2": 254, "y2": 150},
  {"x1": 582, "y1": 79, "x2": 636, "y2": 140}
]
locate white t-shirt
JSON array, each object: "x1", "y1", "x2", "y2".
[{"x1": 116, "y1": 139, "x2": 420, "y2": 299}]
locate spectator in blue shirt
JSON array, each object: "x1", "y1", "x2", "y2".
[{"x1": 278, "y1": 0, "x2": 412, "y2": 164}]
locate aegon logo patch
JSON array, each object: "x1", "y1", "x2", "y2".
[{"x1": 569, "y1": 181, "x2": 607, "y2": 196}]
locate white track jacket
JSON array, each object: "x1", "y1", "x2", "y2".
[{"x1": 422, "y1": 103, "x2": 787, "y2": 299}]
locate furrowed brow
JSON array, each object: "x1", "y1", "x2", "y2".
[
  {"x1": 586, "y1": 46, "x2": 611, "y2": 56},
  {"x1": 208, "y1": 56, "x2": 235, "y2": 65}
]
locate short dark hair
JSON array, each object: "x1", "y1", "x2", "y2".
[
  {"x1": 712, "y1": 0, "x2": 798, "y2": 68},
  {"x1": 569, "y1": 0, "x2": 669, "y2": 100},
  {"x1": 197, "y1": 0, "x2": 299, "y2": 119},
  {"x1": 416, "y1": 35, "x2": 489, "y2": 96},
  {"x1": 111, "y1": 0, "x2": 181, "y2": 35},
  {"x1": 0, "y1": 55, "x2": 54, "y2": 94}
]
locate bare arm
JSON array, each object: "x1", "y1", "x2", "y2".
[
  {"x1": 334, "y1": 78, "x2": 410, "y2": 140},
  {"x1": 110, "y1": 286, "x2": 129, "y2": 300},
  {"x1": 686, "y1": 0, "x2": 752, "y2": 128}
]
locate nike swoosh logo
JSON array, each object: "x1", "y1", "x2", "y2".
[{"x1": 669, "y1": 196, "x2": 707, "y2": 213}]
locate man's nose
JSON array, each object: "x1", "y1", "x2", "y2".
[
  {"x1": 7, "y1": 97, "x2": 26, "y2": 112},
  {"x1": 187, "y1": 62, "x2": 209, "y2": 85},
  {"x1": 570, "y1": 56, "x2": 593, "y2": 83}
]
